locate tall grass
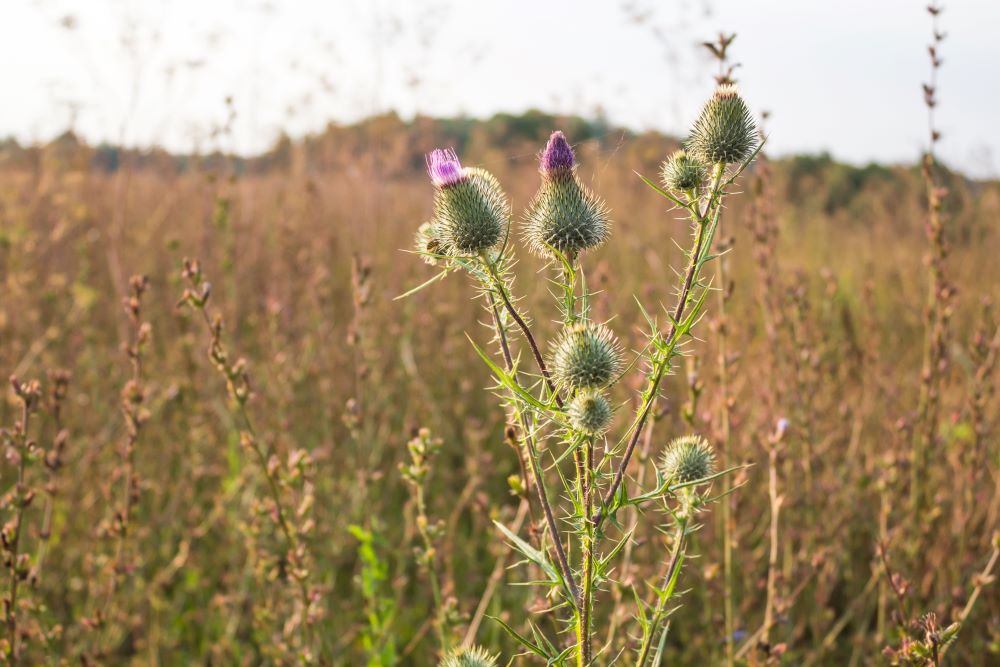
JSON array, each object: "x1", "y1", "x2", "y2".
[{"x1": 0, "y1": 13, "x2": 998, "y2": 662}]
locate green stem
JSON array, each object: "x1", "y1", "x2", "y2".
[
  {"x1": 577, "y1": 437, "x2": 595, "y2": 666},
  {"x1": 479, "y1": 266, "x2": 578, "y2": 601},
  {"x1": 636, "y1": 512, "x2": 689, "y2": 666},
  {"x1": 596, "y1": 164, "x2": 725, "y2": 528}
]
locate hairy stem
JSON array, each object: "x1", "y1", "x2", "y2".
[
  {"x1": 482, "y1": 288, "x2": 578, "y2": 600},
  {"x1": 481, "y1": 257, "x2": 564, "y2": 409},
  {"x1": 596, "y1": 165, "x2": 724, "y2": 528},
  {"x1": 636, "y1": 512, "x2": 689, "y2": 666}
]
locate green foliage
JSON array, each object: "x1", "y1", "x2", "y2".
[{"x1": 349, "y1": 524, "x2": 398, "y2": 667}]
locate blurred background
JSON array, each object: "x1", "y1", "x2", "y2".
[
  {"x1": 1, "y1": 1, "x2": 998, "y2": 665},
  {"x1": 5, "y1": 0, "x2": 1000, "y2": 175}
]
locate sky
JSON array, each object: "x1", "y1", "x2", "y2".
[{"x1": 4, "y1": 0, "x2": 999, "y2": 177}]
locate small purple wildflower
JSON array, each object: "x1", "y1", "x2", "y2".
[
  {"x1": 540, "y1": 131, "x2": 575, "y2": 174},
  {"x1": 425, "y1": 148, "x2": 465, "y2": 188}
]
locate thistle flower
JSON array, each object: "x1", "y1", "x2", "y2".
[
  {"x1": 550, "y1": 322, "x2": 622, "y2": 390},
  {"x1": 660, "y1": 150, "x2": 708, "y2": 193},
  {"x1": 686, "y1": 84, "x2": 758, "y2": 165},
  {"x1": 439, "y1": 645, "x2": 499, "y2": 667},
  {"x1": 426, "y1": 148, "x2": 508, "y2": 254},
  {"x1": 524, "y1": 131, "x2": 610, "y2": 258},
  {"x1": 568, "y1": 389, "x2": 613, "y2": 436},
  {"x1": 426, "y1": 147, "x2": 466, "y2": 188},
  {"x1": 660, "y1": 435, "x2": 716, "y2": 485}
]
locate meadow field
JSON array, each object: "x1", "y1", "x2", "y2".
[
  {"x1": 0, "y1": 4, "x2": 999, "y2": 663},
  {"x1": 0, "y1": 100, "x2": 998, "y2": 665}
]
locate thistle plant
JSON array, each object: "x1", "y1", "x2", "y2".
[{"x1": 405, "y1": 84, "x2": 761, "y2": 664}]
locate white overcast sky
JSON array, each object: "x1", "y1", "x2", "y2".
[{"x1": 3, "y1": 0, "x2": 998, "y2": 177}]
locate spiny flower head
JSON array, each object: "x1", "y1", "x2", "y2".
[
  {"x1": 439, "y1": 645, "x2": 499, "y2": 667},
  {"x1": 660, "y1": 435, "x2": 716, "y2": 485},
  {"x1": 426, "y1": 147, "x2": 466, "y2": 188},
  {"x1": 660, "y1": 149, "x2": 708, "y2": 193},
  {"x1": 568, "y1": 389, "x2": 613, "y2": 436},
  {"x1": 523, "y1": 131, "x2": 610, "y2": 258},
  {"x1": 685, "y1": 84, "x2": 758, "y2": 165},
  {"x1": 550, "y1": 322, "x2": 622, "y2": 390},
  {"x1": 426, "y1": 148, "x2": 509, "y2": 254}
]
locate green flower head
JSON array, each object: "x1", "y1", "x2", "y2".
[
  {"x1": 439, "y1": 645, "x2": 499, "y2": 667},
  {"x1": 660, "y1": 149, "x2": 708, "y2": 193},
  {"x1": 550, "y1": 322, "x2": 622, "y2": 390},
  {"x1": 660, "y1": 435, "x2": 716, "y2": 485},
  {"x1": 568, "y1": 389, "x2": 613, "y2": 436},
  {"x1": 685, "y1": 84, "x2": 758, "y2": 165}
]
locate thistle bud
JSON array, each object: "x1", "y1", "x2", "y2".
[
  {"x1": 685, "y1": 84, "x2": 758, "y2": 165},
  {"x1": 660, "y1": 435, "x2": 716, "y2": 485},
  {"x1": 414, "y1": 221, "x2": 447, "y2": 265},
  {"x1": 568, "y1": 389, "x2": 613, "y2": 436},
  {"x1": 426, "y1": 149, "x2": 508, "y2": 254},
  {"x1": 439, "y1": 645, "x2": 499, "y2": 667},
  {"x1": 524, "y1": 131, "x2": 610, "y2": 258},
  {"x1": 660, "y1": 150, "x2": 708, "y2": 193},
  {"x1": 550, "y1": 322, "x2": 622, "y2": 390}
]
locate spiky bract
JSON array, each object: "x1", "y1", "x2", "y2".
[
  {"x1": 685, "y1": 84, "x2": 758, "y2": 165},
  {"x1": 432, "y1": 167, "x2": 508, "y2": 254},
  {"x1": 568, "y1": 389, "x2": 613, "y2": 436},
  {"x1": 439, "y1": 645, "x2": 499, "y2": 667},
  {"x1": 660, "y1": 149, "x2": 708, "y2": 193},
  {"x1": 524, "y1": 132, "x2": 610, "y2": 258},
  {"x1": 660, "y1": 435, "x2": 716, "y2": 485},
  {"x1": 550, "y1": 322, "x2": 621, "y2": 390}
]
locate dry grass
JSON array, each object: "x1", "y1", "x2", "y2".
[{"x1": 0, "y1": 114, "x2": 998, "y2": 664}]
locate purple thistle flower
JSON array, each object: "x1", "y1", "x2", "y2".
[
  {"x1": 425, "y1": 147, "x2": 465, "y2": 188},
  {"x1": 540, "y1": 131, "x2": 575, "y2": 174}
]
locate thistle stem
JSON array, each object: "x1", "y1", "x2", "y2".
[
  {"x1": 596, "y1": 165, "x2": 724, "y2": 528},
  {"x1": 481, "y1": 283, "x2": 578, "y2": 600},
  {"x1": 636, "y1": 512, "x2": 689, "y2": 666},
  {"x1": 480, "y1": 256, "x2": 564, "y2": 409},
  {"x1": 576, "y1": 436, "x2": 596, "y2": 666}
]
